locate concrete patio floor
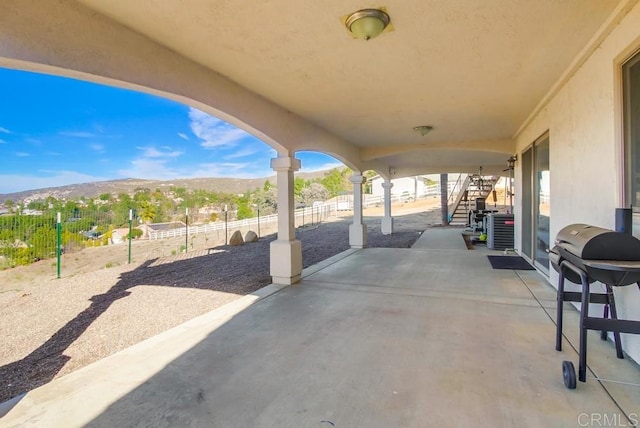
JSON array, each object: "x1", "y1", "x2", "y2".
[{"x1": 2, "y1": 228, "x2": 639, "y2": 427}]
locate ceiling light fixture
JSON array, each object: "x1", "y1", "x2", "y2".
[
  {"x1": 345, "y1": 8, "x2": 390, "y2": 41},
  {"x1": 413, "y1": 125, "x2": 433, "y2": 136}
]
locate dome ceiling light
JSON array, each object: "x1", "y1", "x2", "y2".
[
  {"x1": 345, "y1": 8, "x2": 391, "y2": 41},
  {"x1": 413, "y1": 125, "x2": 434, "y2": 136}
]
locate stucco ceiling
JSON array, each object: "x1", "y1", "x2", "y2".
[{"x1": 75, "y1": 0, "x2": 620, "y2": 174}]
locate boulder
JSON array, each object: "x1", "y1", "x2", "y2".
[
  {"x1": 245, "y1": 230, "x2": 258, "y2": 243},
  {"x1": 229, "y1": 230, "x2": 244, "y2": 246}
]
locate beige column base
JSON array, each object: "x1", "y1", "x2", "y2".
[
  {"x1": 381, "y1": 217, "x2": 394, "y2": 235},
  {"x1": 349, "y1": 223, "x2": 367, "y2": 249},
  {"x1": 270, "y1": 239, "x2": 302, "y2": 285}
]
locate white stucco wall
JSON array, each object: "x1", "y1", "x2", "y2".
[{"x1": 514, "y1": 2, "x2": 640, "y2": 362}]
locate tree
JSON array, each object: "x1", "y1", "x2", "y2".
[
  {"x1": 133, "y1": 188, "x2": 151, "y2": 203},
  {"x1": 321, "y1": 168, "x2": 352, "y2": 198},
  {"x1": 300, "y1": 182, "x2": 330, "y2": 205},
  {"x1": 251, "y1": 186, "x2": 277, "y2": 215},
  {"x1": 236, "y1": 201, "x2": 254, "y2": 220},
  {"x1": 126, "y1": 228, "x2": 143, "y2": 240},
  {"x1": 139, "y1": 201, "x2": 157, "y2": 223},
  {"x1": 294, "y1": 176, "x2": 308, "y2": 198},
  {"x1": 27, "y1": 200, "x2": 47, "y2": 211},
  {"x1": 171, "y1": 187, "x2": 187, "y2": 199},
  {"x1": 113, "y1": 194, "x2": 135, "y2": 226}
]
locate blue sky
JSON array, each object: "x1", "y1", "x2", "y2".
[{"x1": 0, "y1": 68, "x2": 342, "y2": 194}]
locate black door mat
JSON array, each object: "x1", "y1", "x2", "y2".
[{"x1": 487, "y1": 255, "x2": 535, "y2": 270}]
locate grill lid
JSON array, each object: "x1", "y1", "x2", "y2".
[{"x1": 555, "y1": 223, "x2": 640, "y2": 261}]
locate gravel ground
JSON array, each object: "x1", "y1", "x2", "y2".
[{"x1": 0, "y1": 210, "x2": 438, "y2": 403}]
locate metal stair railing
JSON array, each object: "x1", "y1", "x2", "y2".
[
  {"x1": 446, "y1": 173, "x2": 464, "y2": 206},
  {"x1": 448, "y1": 175, "x2": 471, "y2": 217}
]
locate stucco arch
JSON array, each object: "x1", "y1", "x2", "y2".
[
  {"x1": 293, "y1": 150, "x2": 358, "y2": 173},
  {"x1": 360, "y1": 139, "x2": 515, "y2": 162},
  {"x1": 0, "y1": 0, "x2": 363, "y2": 168}
]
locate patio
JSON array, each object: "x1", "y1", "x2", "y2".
[{"x1": 2, "y1": 228, "x2": 638, "y2": 427}]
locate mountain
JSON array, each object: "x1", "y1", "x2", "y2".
[{"x1": 0, "y1": 169, "x2": 337, "y2": 203}]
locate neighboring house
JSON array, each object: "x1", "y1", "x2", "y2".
[
  {"x1": 110, "y1": 228, "x2": 131, "y2": 245},
  {"x1": 370, "y1": 175, "x2": 427, "y2": 199},
  {"x1": 369, "y1": 174, "x2": 448, "y2": 200}
]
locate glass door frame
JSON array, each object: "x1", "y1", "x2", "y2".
[
  {"x1": 623, "y1": 49, "x2": 640, "y2": 209},
  {"x1": 520, "y1": 131, "x2": 550, "y2": 274}
]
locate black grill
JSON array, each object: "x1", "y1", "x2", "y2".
[
  {"x1": 550, "y1": 223, "x2": 640, "y2": 389},
  {"x1": 550, "y1": 223, "x2": 640, "y2": 286}
]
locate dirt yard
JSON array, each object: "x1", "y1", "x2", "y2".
[{"x1": 0, "y1": 205, "x2": 444, "y2": 403}]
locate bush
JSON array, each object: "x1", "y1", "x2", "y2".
[{"x1": 126, "y1": 228, "x2": 143, "y2": 240}]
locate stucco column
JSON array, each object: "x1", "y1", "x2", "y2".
[
  {"x1": 349, "y1": 174, "x2": 367, "y2": 248},
  {"x1": 270, "y1": 156, "x2": 302, "y2": 285},
  {"x1": 381, "y1": 179, "x2": 394, "y2": 235}
]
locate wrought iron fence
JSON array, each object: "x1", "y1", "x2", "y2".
[{"x1": 0, "y1": 204, "x2": 334, "y2": 274}]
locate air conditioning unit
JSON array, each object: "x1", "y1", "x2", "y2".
[{"x1": 487, "y1": 214, "x2": 514, "y2": 250}]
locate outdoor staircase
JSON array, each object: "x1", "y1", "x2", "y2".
[{"x1": 448, "y1": 175, "x2": 500, "y2": 225}]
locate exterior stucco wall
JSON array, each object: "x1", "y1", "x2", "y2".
[
  {"x1": 371, "y1": 176, "x2": 426, "y2": 198},
  {"x1": 514, "y1": 3, "x2": 640, "y2": 362}
]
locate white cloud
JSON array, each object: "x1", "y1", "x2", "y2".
[
  {"x1": 15, "y1": 152, "x2": 30, "y2": 157},
  {"x1": 59, "y1": 131, "x2": 98, "y2": 138},
  {"x1": 300, "y1": 161, "x2": 343, "y2": 173},
  {"x1": 136, "y1": 145, "x2": 183, "y2": 158},
  {"x1": 0, "y1": 127, "x2": 10, "y2": 134},
  {"x1": 177, "y1": 133, "x2": 189, "y2": 140},
  {"x1": 190, "y1": 161, "x2": 272, "y2": 178},
  {"x1": 116, "y1": 146, "x2": 184, "y2": 179},
  {"x1": 117, "y1": 158, "x2": 181, "y2": 180},
  {"x1": 0, "y1": 171, "x2": 108, "y2": 194},
  {"x1": 188, "y1": 108, "x2": 248, "y2": 149},
  {"x1": 46, "y1": 152, "x2": 63, "y2": 156},
  {"x1": 90, "y1": 143, "x2": 105, "y2": 153},
  {"x1": 223, "y1": 146, "x2": 263, "y2": 160}
]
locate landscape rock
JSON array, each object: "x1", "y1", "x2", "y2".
[
  {"x1": 244, "y1": 231, "x2": 258, "y2": 243},
  {"x1": 229, "y1": 230, "x2": 244, "y2": 246}
]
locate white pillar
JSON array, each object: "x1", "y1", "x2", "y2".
[
  {"x1": 349, "y1": 174, "x2": 367, "y2": 248},
  {"x1": 270, "y1": 156, "x2": 302, "y2": 285},
  {"x1": 381, "y1": 179, "x2": 394, "y2": 235}
]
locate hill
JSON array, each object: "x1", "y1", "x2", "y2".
[{"x1": 0, "y1": 169, "x2": 337, "y2": 203}]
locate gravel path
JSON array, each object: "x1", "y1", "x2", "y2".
[{"x1": 0, "y1": 210, "x2": 437, "y2": 403}]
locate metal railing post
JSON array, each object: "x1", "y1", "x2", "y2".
[
  {"x1": 56, "y1": 212, "x2": 61, "y2": 279},
  {"x1": 128, "y1": 209, "x2": 132, "y2": 264}
]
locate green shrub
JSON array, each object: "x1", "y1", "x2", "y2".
[{"x1": 126, "y1": 228, "x2": 143, "y2": 239}]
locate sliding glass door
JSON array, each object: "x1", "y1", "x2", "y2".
[
  {"x1": 624, "y1": 50, "x2": 640, "y2": 235},
  {"x1": 521, "y1": 133, "x2": 550, "y2": 274},
  {"x1": 521, "y1": 147, "x2": 533, "y2": 259}
]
